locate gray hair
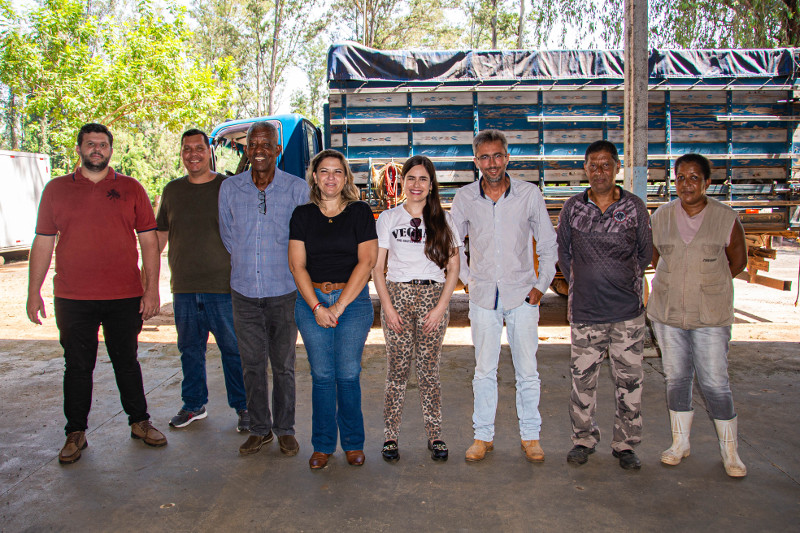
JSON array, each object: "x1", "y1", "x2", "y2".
[{"x1": 472, "y1": 129, "x2": 508, "y2": 155}]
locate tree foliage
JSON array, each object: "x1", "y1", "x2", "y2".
[{"x1": 0, "y1": 0, "x2": 235, "y2": 196}]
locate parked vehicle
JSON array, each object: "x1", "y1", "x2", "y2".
[
  {"x1": 0, "y1": 150, "x2": 50, "y2": 259},
  {"x1": 211, "y1": 44, "x2": 800, "y2": 290}
]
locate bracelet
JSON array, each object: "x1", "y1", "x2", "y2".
[{"x1": 312, "y1": 302, "x2": 322, "y2": 314}]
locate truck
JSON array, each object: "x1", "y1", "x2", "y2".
[
  {"x1": 210, "y1": 43, "x2": 800, "y2": 291},
  {"x1": 0, "y1": 150, "x2": 51, "y2": 261}
]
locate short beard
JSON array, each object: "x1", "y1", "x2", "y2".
[
  {"x1": 81, "y1": 155, "x2": 110, "y2": 173},
  {"x1": 483, "y1": 172, "x2": 505, "y2": 184}
]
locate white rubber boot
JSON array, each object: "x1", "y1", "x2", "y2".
[
  {"x1": 714, "y1": 416, "x2": 747, "y2": 477},
  {"x1": 661, "y1": 410, "x2": 693, "y2": 465}
]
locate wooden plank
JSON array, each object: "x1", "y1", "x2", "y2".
[
  {"x1": 607, "y1": 129, "x2": 665, "y2": 143},
  {"x1": 343, "y1": 93, "x2": 407, "y2": 108},
  {"x1": 412, "y1": 92, "x2": 473, "y2": 106},
  {"x1": 736, "y1": 271, "x2": 792, "y2": 291},
  {"x1": 733, "y1": 128, "x2": 789, "y2": 143},
  {"x1": 330, "y1": 133, "x2": 343, "y2": 148},
  {"x1": 670, "y1": 91, "x2": 727, "y2": 104},
  {"x1": 671, "y1": 129, "x2": 727, "y2": 142},
  {"x1": 508, "y1": 169, "x2": 540, "y2": 182},
  {"x1": 436, "y1": 170, "x2": 476, "y2": 183},
  {"x1": 731, "y1": 167, "x2": 786, "y2": 180},
  {"x1": 542, "y1": 91, "x2": 602, "y2": 105},
  {"x1": 505, "y1": 130, "x2": 542, "y2": 145},
  {"x1": 413, "y1": 131, "x2": 476, "y2": 145},
  {"x1": 330, "y1": 94, "x2": 342, "y2": 108},
  {"x1": 732, "y1": 91, "x2": 788, "y2": 104},
  {"x1": 545, "y1": 129, "x2": 603, "y2": 143},
  {"x1": 348, "y1": 132, "x2": 407, "y2": 147},
  {"x1": 545, "y1": 169, "x2": 585, "y2": 182},
  {"x1": 478, "y1": 92, "x2": 539, "y2": 105},
  {"x1": 608, "y1": 91, "x2": 666, "y2": 104},
  {"x1": 747, "y1": 256, "x2": 770, "y2": 271},
  {"x1": 751, "y1": 247, "x2": 778, "y2": 259}
]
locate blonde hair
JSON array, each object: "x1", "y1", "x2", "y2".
[{"x1": 306, "y1": 149, "x2": 360, "y2": 206}]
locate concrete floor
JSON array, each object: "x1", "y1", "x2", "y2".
[
  {"x1": 1, "y1": 246, "x2": 799, "y2": 531},
  {"x1": 2, "y1": 324, "x2": 799, "y2": 531}
]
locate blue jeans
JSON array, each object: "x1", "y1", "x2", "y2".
[
  {"x1": 296, "y1": 285, "x2": 374, "y2": 454},
  {"x1": 469, "y1": 297, "x2": 542, "y2": 441},
  {"x1": 173, "y1": 293, "x2": 247, "y2": 412},
  {"x1": 652, "y1": 321, "x2": 736, "y2": 420}
]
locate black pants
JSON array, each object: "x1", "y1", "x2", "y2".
[{"x1": 55, "y1": 297, "x2": 150, "y2": 435}]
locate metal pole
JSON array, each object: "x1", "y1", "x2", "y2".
[{"x1": 624, "y1": 0, "x2": 648, "y2": 201}]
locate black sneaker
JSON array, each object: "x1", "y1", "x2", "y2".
[
  {"x1": 566, "y1": 444, "x2": 596, "y2": 465},
  {"x1": 612, "y1": 449, "x2": 642, "y2": 470},
  {"x1": 236, "y1": 409, "x2": 250, "y2": 433},
  {"x1": 382, "y1": 440, "x2": 399, "y2": 462},
  {"x1": 428, "y1": 440, "x2": 449, "y2": 462},
  {"x1": 169, "y1": 406, "x2": 207, "y2": 428}
]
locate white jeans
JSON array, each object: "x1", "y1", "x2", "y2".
[{"x1": 469, "y1": 298, "x2": 542, "y2": 441}]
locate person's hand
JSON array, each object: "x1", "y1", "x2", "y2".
[
  {"x1": 422, "y1": 305, "x2": 446, "y2": 335},
  {"x1": 526, "y1": 287, "x2": 543, "y2": 306},
  {"x1": 315, "y1": 305, "x2": 339, "y2": 328},
  {"x1": 382, "y1": 305, "x2": 404, "y2": 334},
  {"x1": 26, "y1": 294, "x2": 46, "y2": 325},
  {"x1": 332, "y1": 300, "x2": 347, "y2": 320},
  {"x1": 140, "y1": 290, "x2": 161, "y2": 321}
]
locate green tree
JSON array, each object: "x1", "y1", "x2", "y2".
[
  {"x1": 0, "y1": 0, "x2": 235, "y2": 195},
  {"x1": 290, "y1": 35, "x2": 328, "y2": 126}
]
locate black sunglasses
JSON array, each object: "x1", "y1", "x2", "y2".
[
  {"x1": 410, "y1": 217, "x2": 422, "y2": 243},
  {"x1": 258, "y1": 190, "x2": 266, "y2": 215}
]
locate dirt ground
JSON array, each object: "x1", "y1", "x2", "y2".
[{"x1": 2, "y1": 240, "x2": 798, "y2": 347}]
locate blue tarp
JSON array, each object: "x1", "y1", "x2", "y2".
[{"x1": 327, "y1": 43, "x2": 799, "y2": 83}]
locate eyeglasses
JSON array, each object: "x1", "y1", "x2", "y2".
[
  {"x1": 410, "y1": 217, "x2": 422, "y2": 243},
  {"x1": 477, "y1": 153, "x2": 506, "y2": 163},
  {"x1": 258, "y1": 190, "x2": 266, "y2": 215}
]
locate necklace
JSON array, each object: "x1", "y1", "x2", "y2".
[{"x1": 321, "y1": 201, "x2": 345, "y2": 223}]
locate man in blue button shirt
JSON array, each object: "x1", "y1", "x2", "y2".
[
  {"x1": 219, "y1": 122, "x2": 309, "y2": 457},
  {"x1": 451, "y1": 129, "x2": 558, "y2": 464}
]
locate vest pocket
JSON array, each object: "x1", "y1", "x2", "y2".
[
  {"x1": 699, "y1": 282, "x2": 730, "y2": 325},
  {"x1": 701, "y1": 244, "x2": 724, "y2": 274}
]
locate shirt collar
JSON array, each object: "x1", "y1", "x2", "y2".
[
  {"x1": 583, "y1": 185, "x2": 625, "y2": 206},
  {"x1": 74, "y1": 166, "x2": 115, "y2": 182},
  {"x1": 479, "y1": 173, "x2": 512, "y2": 199}
]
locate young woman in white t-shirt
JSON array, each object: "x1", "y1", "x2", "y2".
[{"x1": 372, "y1": 155, "x2": 461, "y2": 462}]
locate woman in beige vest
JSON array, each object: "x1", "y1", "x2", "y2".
[{"x1": 648, "y1": 153, "x2": 748, "y2": 477}]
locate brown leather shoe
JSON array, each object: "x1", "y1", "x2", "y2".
[
  {"x1": 278, "y1": 435, "x2": 299, "y2": 456},
  {"x1": 239, "y1": 432, "x2": 274, "y2": 455},
  {"x1": 345, "y1": 450, "x2": 365, "y2": 466},
  {"x1": 465, "y1": 440, "x2": 493, "y2": 462},
  {"x1": 130, "y1": 420, "x2": 167, "y2": 447},
  {"x1": 309, "y1": 451, "x2": 331, "y2": 469},
  {"x1": 521, "y1": 440, "x2": 545, "y2": 462},
  {"x1": 59, "y1": 431, "x2": 87, "y2": 465}
]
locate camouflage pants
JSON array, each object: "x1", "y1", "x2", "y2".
[{"x1": 569, "y1": 313, "x2": 645, "y2": 452}]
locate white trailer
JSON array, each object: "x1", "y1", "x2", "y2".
[{"x1": 0, "y1": 150, "x2": 50, "y2": 256}]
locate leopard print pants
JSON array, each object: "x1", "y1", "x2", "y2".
[{"x1": 382, "y1": 281, "x2": 449, "y2": 442}]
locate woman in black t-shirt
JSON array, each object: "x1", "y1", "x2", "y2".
[{"x1": 288, "y1": 149, "x2": 378, "y2": 470}]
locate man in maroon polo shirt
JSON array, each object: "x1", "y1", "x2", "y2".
[{"x1": 27, "y1": 123, "x2": 168, "y2": 464}]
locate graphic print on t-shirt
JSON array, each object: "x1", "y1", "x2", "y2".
[{"x1": 391, "y1": 225, "x2": 426, "y2": 244}]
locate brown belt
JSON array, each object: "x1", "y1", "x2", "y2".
[{"x1": 312, "y1": 281, "x2": 347, "y2": 294}]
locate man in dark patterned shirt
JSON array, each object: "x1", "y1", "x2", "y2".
[{"x1": 557, "y1": 140, "x2": 652, "y2": 470}]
